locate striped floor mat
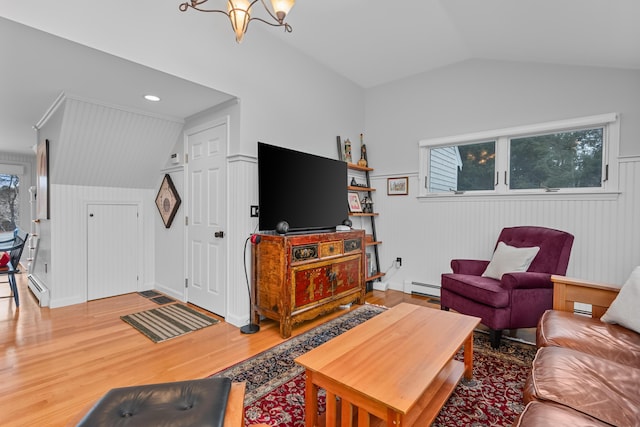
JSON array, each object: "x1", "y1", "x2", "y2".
[{"x1": 121, "y1": 303, "x2": 219, "y2": 343}]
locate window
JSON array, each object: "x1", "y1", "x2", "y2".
[
  {"x1": 509, "y1": 128, "x2": 603, "y2": 190},
  {"x1": 419, "y1": 113, "x2": 619, "y2": 198},
  {"x1": 429, "y1": 141, "x2": 496, "y2": 193},
  {"x1": 0, "y1": 173, "x2": 20, "y2": 232}
]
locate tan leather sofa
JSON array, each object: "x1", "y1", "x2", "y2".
[{"x1": 514, "y1": 275, "x2": 640, "y2": 426}]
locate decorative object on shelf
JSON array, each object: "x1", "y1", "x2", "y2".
[
  {"x1": 344, "y1": 138, "x2": 352, "y2": 163},
  {"x1": 358, "y1": 133, "x2": 368, "y2": 167},
  {"x1": 347, "y1": 192, "x2": 362, "y2": 213},
  {"x1": 178, "y1": 0, "x2": 295, "y2": 43},
  {"x1": 387, "y1": 176, "x2": 409, "y2": 195},
  {"x1": 350, "y1": 178, "x2": 368, "y2": 188},
  {"x1": 36, "y1": 139, "x2": 50, "y2": 220},
  {"x1": 155, "y1": 174, "x2": 182, "y2": 228},
  {"x1": 347, "y1": 162, "x2": 383, "y2": 289},
  {"x1": 336, "y1": 136, "x2": 344, "y2": 161},
  {"x1": 360, "y1": 196, "x2": 373, "y2": 213}
]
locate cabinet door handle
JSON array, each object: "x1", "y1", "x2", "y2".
[{"x1": 214, "y1": 231, "x2": 225, "y2": 238}]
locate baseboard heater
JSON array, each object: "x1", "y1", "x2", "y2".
[
  {"x1": 408, "y1": 281, "x2": 441, "y2": 300},
  {"x1": 27, "y1": 274, "x2": 50, "y2": 307}
]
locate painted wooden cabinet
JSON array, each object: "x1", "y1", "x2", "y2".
[{"x1": 251, "y1": 230, "x2": 366, "y2": 338}]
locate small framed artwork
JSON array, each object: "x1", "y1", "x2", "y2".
[
  {"x1": 155, "y1": 174, "x2": 182, "y2": 228},
  {"x1": 347, "y1": 192, "x2": 363, "y2": 213},
  {"x1": 387, "y1": 177, "x2": 409, "y2": 196}
]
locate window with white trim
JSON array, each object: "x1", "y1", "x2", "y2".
[{"x1": 418, "y1": 113, "x2": 619, "y2": 198}]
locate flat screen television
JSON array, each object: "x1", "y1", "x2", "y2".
[{"x1": 258, "y1": 142, "x2": 348, "y2": 233}]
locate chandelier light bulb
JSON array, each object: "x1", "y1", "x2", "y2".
[
  {"x1": 228, "y1": 0, "x2": 251, "y2": 42},
  {"x1": 270, "y1": 0, "x2": 295, "y2": 23}
]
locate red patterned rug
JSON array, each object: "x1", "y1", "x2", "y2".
[{"x1": 211, "y1": 304, "x2": 536, "y2": 426}]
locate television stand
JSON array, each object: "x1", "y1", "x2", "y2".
[{"x1": 251, "y1": 229, "x2": 366, "y2": 338}]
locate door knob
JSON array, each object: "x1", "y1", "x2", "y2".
[{"x1": 214, "y1": 231, "x2": 225, "y2": 238}]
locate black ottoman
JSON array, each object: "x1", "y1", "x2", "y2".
[{"x1": 77, "y1": 377, "x2": 231, "y2": 427}]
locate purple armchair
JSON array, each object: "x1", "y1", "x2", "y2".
[{"x1": 441, "y1": 226, "x2": 574, "y2": 348}]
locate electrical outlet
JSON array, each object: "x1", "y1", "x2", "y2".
[
  {"x1": 396, "y1": 257, "x2": 402, "y2": 267},
  {"x1": 250, "y1": 205, "x2": 259, "y2": 217}
]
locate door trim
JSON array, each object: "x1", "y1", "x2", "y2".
[
  {"x1": 183, "y1": 116, "x2": 230, "y2": 317},
  {"x1": 85, "y1": 200, "x2": 144, "y2": 299}
]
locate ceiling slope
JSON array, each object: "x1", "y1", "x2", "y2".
[{"x1": 46, "y1": 95, "x2": 184, "y2": 189}]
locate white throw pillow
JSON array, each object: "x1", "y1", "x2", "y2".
[
  {"x1": 482, "y1": 241, "x2": 540, "y2": 280},
  {"x1": 601, "y1": 266, "x2": 640, "y2": 334}
]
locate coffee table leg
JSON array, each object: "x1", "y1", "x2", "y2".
[
  {"x1": 305, "y1": 370, "x2": 318, "y2": 427},
  {"x1": 463, "y1": 332, "x2": 473, "y2": 380}
]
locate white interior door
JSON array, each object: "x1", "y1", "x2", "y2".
[
  {"x1": 187, "y1": 122, "x2": 227, "y2": 316},
  {"x1": 87, "y1": 203, "x2": 139, "y2": 300}
]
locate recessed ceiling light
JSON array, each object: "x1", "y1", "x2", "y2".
[{"x1": 144, "y1": 94, "x2": 161, "y2": 102}]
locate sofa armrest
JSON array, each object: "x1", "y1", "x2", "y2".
[
  {"x1": 501, "y1": 272, "x2": 552, "y2": 290},
  {"x1": 551, "y1": 275, "x2": 621, "y2": 318},
  {"x1": 451, "y1": 259, "x2": 490, "y2": 275}
]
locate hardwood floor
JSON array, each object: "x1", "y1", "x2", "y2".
[
  {"x1": 0, "y1": 273, "x2": 437, "y2": 426},
  {"x1": 1, "y1": 273, "x2": 534, "y2": 426}
]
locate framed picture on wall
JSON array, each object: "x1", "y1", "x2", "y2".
[
  {"x1": 36, "y1": 139, "x2": 50, "y2": 219},
  {"x1": 387, "y1": 177, "x2": 409, "y2": 196},
  {"x1": 155, "y1": 174, "x2": 182, "y2": 228},
  {"x1": 347, "y1": 192, "x2": 363, "y2": 213}
]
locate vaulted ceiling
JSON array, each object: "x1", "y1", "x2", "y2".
[
  {"x1": 0, "y1": 17, "x2": 234, "y2": 155},
  {"x1": 271, "y1": 0, "x2": 640, "y2": 88},
  {"x1": 2, "y1": 0, "x2": 639, "y2": 155}
]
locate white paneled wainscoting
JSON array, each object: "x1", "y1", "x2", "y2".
[
  {"x1": 372, "y1": 156, "x2": 640, "y2": 295},
  {"x1": 29, "y1": 184, "x2": 155, "y2": 308}
]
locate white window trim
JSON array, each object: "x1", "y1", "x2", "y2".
[{"x1": 418, "y1": 113, "x2": 620, "y2": 200}]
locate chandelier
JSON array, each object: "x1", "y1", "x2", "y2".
[{"x1": 179, "y1": 0, "x2": 296, "y2": 43}]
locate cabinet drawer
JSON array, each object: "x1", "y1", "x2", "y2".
[
  {"x1": 292, "y1": 255, "x2": 361, "y2": 308},
  {"x1": 292, "y1": 244, "x2": 318, "y2": 262},
  {"x1": 344, "y1": 238, "x2": 362, "y2": 253},
  {"x1": 319, "y1": 241, "x2": 343, "y2": 258}
]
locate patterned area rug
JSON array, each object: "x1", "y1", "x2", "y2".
[
  {"x1": 212, "y1": 304, "x2": 386, "y2": 405},
  {"x1": 121, "y1": 303, "x2": 219, "y2": 343},
  {"x1": 212, "y1": 304, "x2": 536, "y2": 426}
]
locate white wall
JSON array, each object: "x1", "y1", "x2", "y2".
[
  {"x1": 0, "y1": 3, "x2": 365, "y2": 159},
  {"x1": 49, "y1": 184, "x2": 155, "y2": 307},
  {"x1": 154, "y1": 169, "x2": 185, "y2": 300},
  {"x1": 4, "y1": 4, "x2": 364, "y2": 323},
  {"x1": 364, "y1": 60, "x2": 640, "y2": 290}
]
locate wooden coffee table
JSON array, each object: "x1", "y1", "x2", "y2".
[{"x1": 294, "y1": 303, "x2": 480, "y2": 426}]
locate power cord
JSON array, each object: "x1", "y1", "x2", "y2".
[{"x1": 240, "y1": 235, "x2": 260, "y2": 334}]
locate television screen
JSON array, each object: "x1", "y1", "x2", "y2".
[{"x1": 258, "y1": 142, "x2": 348, "y2": 233}]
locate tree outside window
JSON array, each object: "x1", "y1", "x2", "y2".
[
  {"x1": 510, "y1": 128, "x2": 603, "y2": 190},
  {"x1": 0, "y1": 174, "x2": 20, "y2": 232},
  {"x1": 457, "y1": 141, "x2": 496, "y2": 191}
]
